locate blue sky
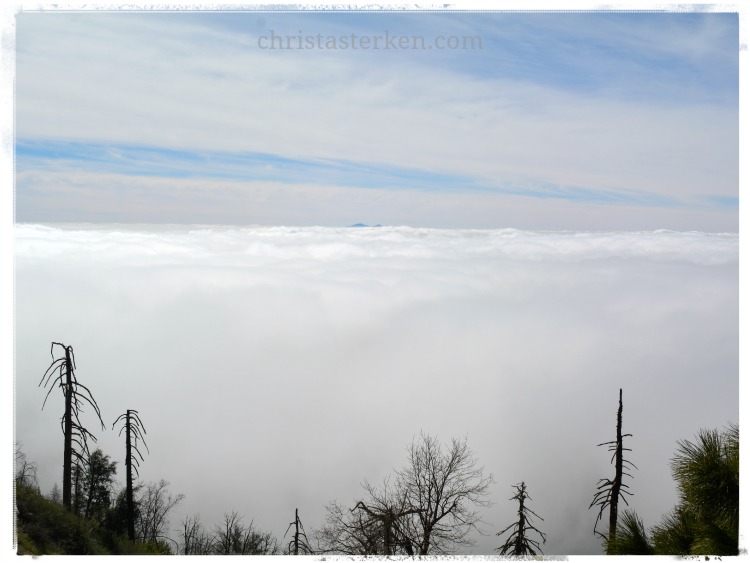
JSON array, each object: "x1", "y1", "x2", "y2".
[{"x1": 14, "y1": 9, "x2": 740, "y2": 229}]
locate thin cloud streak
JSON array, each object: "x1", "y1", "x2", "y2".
[
  {"x1": 16, "y1": 139, "x2": 737, "y2": 214},
  {"x1": 15, "y1": 169, "x2": 739, "y2": 231}
]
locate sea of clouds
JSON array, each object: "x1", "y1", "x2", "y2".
[{"x1": 14, "y1": 224, "x2": 738, "y2": 554}]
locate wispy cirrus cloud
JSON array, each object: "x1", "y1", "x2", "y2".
[
  {"x1": 16, "y1": 140, "x2": 481, "y2": 189},
  {"x1": 17, "y1": 135, "x2": 736, "y2": 229},
  {"x1": 15, "y1": 11, "x2": 738, "y2": 229}
]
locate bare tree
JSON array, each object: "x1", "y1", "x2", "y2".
[
  {"x1": 396, "y1": 432, "x2": 494, "y2": 554},
  {"x1": 496, "y1": 481, "x2": 547, "y2": 555},
  {"x1": 352, "y1": 479, "x2": 424, "y2": 555},
  {"x1": 316, "y1": 434, "x2": 492, "y2": 556},
  {"x1": 136, "y1": 479, "x2": 184, "y2": 548},
  {"x1": 213, "y1": 511, "x2": 279, "y2": 555},
  {"x1": 315, "y1": 477, "x2": 422, "y2": 555},
  {"x1": 113, "y1": 409, "x2": 149, "y2": 542},
  {"x1": 180, "y1": 514, "x2": 215, "y2": 555},
  {"x1": 213, "y1": 511, "x2": 243, "y2": 555},
  {"x1": 14, "y1": 442, "x2": 38, "y2": 488},
  {"x1": 590, "y1": 388, "x2": 636, "y2": 552},
  {"x1": 315, "y1": 499, "x2": 382, "y2": 555},
  {"x1": 39, "y1": 342, "x2": 105, "y2": 510}
]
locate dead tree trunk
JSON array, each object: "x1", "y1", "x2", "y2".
[
  {"x1": 496, "y1": 481, "x2": 546, "y2": 555},
  {"x1": 73, "y1": 463, "x2": 82, "y2": 516},
  {"x1": 40, "y1": 343, "x2": 105, "y2": 512},
  {"x1": 590, "y1": 388, "x2": 636, "y2": 553},
  {"x1": 293, "y1": 508, "x2": 300, "y2": 555},
  {"x1": 608, "y1": 390, "x2": 625, "y2": 547},
  {"x1": 285, "y1": 508, "x2": 313, "y2": 555},
  {"x1": 62, "y1": 346, "x2": 73, "y2": 509},
  {"x1": 113, "y1": 409, "x2": 148, "y2": 542},
  {"x1": 126, "y1": 418, "x2": 134, "y2": 542}
]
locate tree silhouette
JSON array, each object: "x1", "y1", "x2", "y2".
[
  {"x1": 14, "y1": 442, "x2": 38, "y2": 488},
  {"x1": 81, "y1": 448, "x2": 117, "y2": 522},
  {"x1": 396, "y1": 432, "x2": 494, "y2": 555},
  {"x1": 316, "y1": 434, "x2": 492, "y2": 556},
  {"x1": 316, "y1": 500, "x2": 381, "y2": 555},
  {"x1": 496, "y1": 481, "x2": 547, "y2": 555},
  {"x1": 181, "y1": 512, "x2": 278, "y2": 555},
  {"x1": 589, "y1": 388, "x2": 636, "y2": 552},
  {"x1": 350, "y1": 479, "x2": 424, "y2": 555},
  {"x1": 136, "y1": 479, "x2": 184, "y2": 547},
  {"x1": 213, "y1": 511, "x2": 279, "y2": 555},
  {"x1": 39, "y1": 342, "x2": 105, "y2": 511},
  {"x1": 180, "y1": 514, "x2": 215, "y2": 555},
  {"x1": 284, "y1": 508, "x2": 314, "y2": 555},
  {"x1": 315, "y1": 480, "x2": 410, "y2": 555},
  {"x1": 113, "y1": 409, "x2": 149, "y2": 542}
]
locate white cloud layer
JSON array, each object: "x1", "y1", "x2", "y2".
[{"x1": 14, "y1": 224, "x2": 738, "y2": 554}]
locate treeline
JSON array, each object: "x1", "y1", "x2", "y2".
[
  {"x1": 14, "y1": 445, "x2": 274, "y2": 555},
  {"x1": 15, "y1": 342, "x2": 740, "y2": 555},
  {"x1": 15, "y1": 450, "x2": 182, "y2": 555}
]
